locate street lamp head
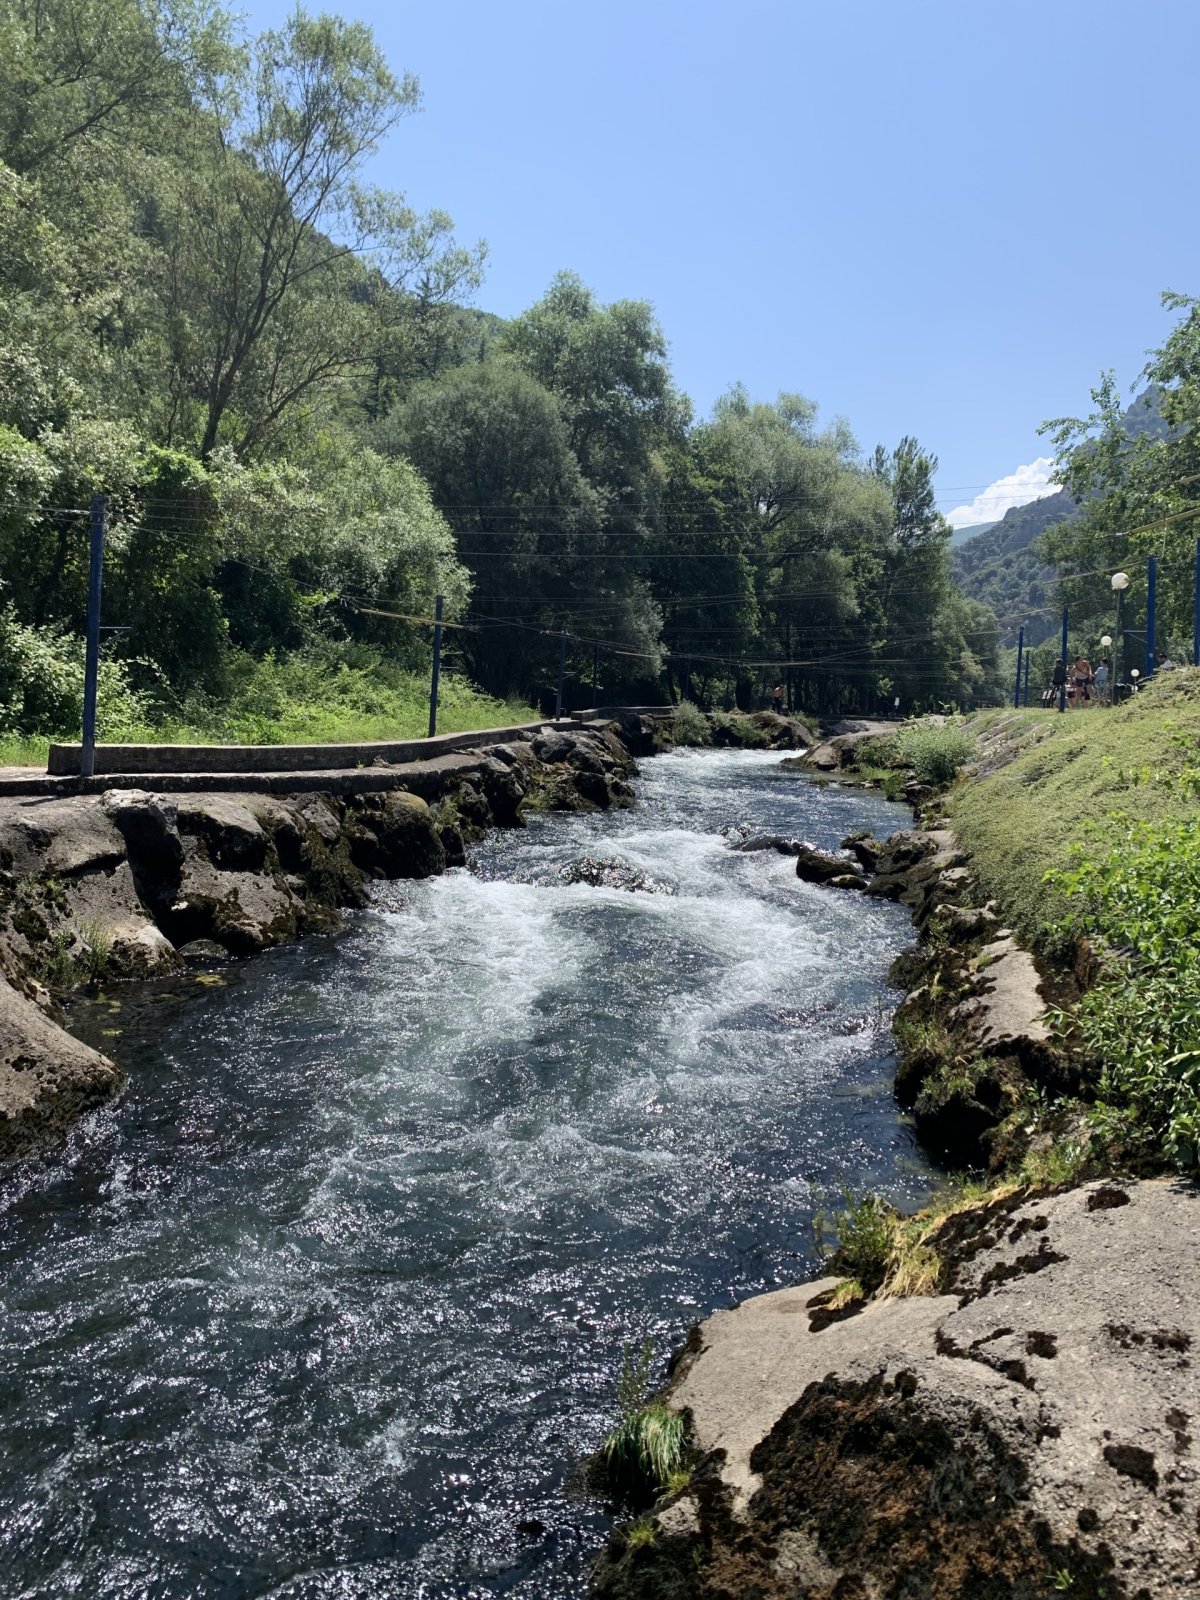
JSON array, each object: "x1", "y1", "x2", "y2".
[
  {"x1": 1131, "y1": 668, "x2": 1140, "y2": 679},
  {"x1": 1100, "y1": 635, "x2": 1113, "y2": 647},
  {"x1": 1111, "y1": 571, "x2": 1130, "y2": 591}
]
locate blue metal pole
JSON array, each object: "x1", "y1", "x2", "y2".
[
  {"x1": 1013, "y1": 626, "x2": 1024, "y2": 708},
  {"x1": 1194, "y1": 538, "x2": 1200, "y2": 667},
  {"x1": 1059, "y1": 607, "x2": 1069, "y2": 712},
  {"x1": 1146, "y1": 556, "x2": 1157, "y2": 679},
  {"x1": 80, "y1": 494, "x2": 106, "y2": 777},
  {"x1": 427, "y1": 593, "x2": 444, "y2": 737}
]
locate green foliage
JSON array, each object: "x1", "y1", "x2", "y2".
[
  {"x1": 951, "y1": 678, "x2": 1200, "y2": 951},
  {"x1": 1049, "y1": 817, "x2": 1200, "y2": 1168},
  {"x1": 894, "y1": 723, "x2": 976, "y2": 786},
  {"x1": 624, "y1": 1518, "x2": 657, "y2": 1551},
  {"x1": 709, "y1": 710, "x2": 769, "y2": 746},
  {"x1": 0, "y1": 0, "x2": 1002, "y2": 733},
  {"x1": 75, "y1": 918, "x2": 112, "y2": 985},
  {"x1": 591, "y1": 1341, "x2": 688, "y2": 1509},
  {"x1": 816, "y1": 1190, "x2": 896, "y2": 1294},
  {"x1": 670, "y1": 700, "x2": 711, "y2": 746}
]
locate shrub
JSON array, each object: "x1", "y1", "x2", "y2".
[
  {"x1": 670, "y1": 699, "x2": 711, "y2": 746},
  {"x1": 1049, "y1": 817, "x2": 1200, "y2": 1169},
  {"x1": 894, "y1": 723, "x2": 976, "y2": 786},
  {"x1": 709, "y1": 710, "x2": 770, "y2": 747}
]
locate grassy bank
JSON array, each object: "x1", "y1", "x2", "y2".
[
  {"x1": 0, "y1": 662, "x2": 537, "y2": 768},
  {"x1": 943, "y1": 671, "x2": 1200, "y2": 1171},
  {"x1": 950, "y1": 672, "x2": 1200, "y2": 953}
]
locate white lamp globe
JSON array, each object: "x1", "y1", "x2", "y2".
[
  {"x1": 1100, "y1": 635, "x2": 1112, "y2": 647},
  {"x1": 1112, "y1": 571, "x2": 1130, "y2": 591},
  {"x1": 1131, "y1": 668, "x2": 1140, "y2": 679}
]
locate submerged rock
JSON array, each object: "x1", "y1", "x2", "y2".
[
  {"x1": 556, "y1": 857, "x2": 675, "y2": 894},
  {"x1": 730, "y1": 833, "x2": 805, "y2": 856}
]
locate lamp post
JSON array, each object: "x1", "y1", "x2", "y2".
[
  {"x1": 1100, "y1": 634, "x2": 1113, "y2": 705},
  {"x1": 1111, "y1": 571, "x2": 1130, "y2": 701}
]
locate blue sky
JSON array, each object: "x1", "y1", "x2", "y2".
[{"x1": 242, "y1": 0, "x2": 1197, "y2": 523}]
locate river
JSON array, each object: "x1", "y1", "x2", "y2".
[{"x1": 0, "y1": 748, "x2": 935, "y2": 1599}]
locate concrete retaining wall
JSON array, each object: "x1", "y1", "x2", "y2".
[{"x1": 47, "y1": 719, "x2": 581, "y2": 778}]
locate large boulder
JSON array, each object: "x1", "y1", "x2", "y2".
[
  {"x1": 0, "y1": 974, "x2": 123, "y2": 1158},
  {"x1": 101, "y1": 789, "x2": 182, "y2": 872},
  {"x1": 175, "y1": 795, "x2": 270, "y2": 872},
  {"x1": 592, "y1": 1180, "x2": 1200, "y2": 1600},
  {"x1": 794, "y1": 843, "x2": 864, "y2": 886},
  {"x1": 348, "y1": 791, "x2": 445, "y2": 880},
  {"x1": 164, "y1": 845, "x2": 304, "y2": 955},
  {"x1": 0, "y1": 796, "x2": 128, "y2": 879}
]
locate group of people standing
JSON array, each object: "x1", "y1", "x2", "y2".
[{"x1": 1049, "y1": 655, "x2": 1111, "y2": 708}]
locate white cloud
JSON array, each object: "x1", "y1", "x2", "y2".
[{"x1": 944, "y1": 457, "x2": 1059, "y2": 529}]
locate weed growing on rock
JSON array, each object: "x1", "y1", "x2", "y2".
[
  {"x1": 590, "y1": 1341, "x2": 688, "y2": 1508},
  {"x1": 816, "y1": 1191, "x2": 896, "y2": 1293},
  {"x1": 75, "y1": 919, "x2": 112, "y2": 985}
]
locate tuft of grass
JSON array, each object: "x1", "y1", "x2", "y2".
[
  {"x1": 597, "y1": 1403, "x2": 686, "y2": 1505},
  {"x1": 625, "y1": 1517, "x2": 657, "y2": 1551},
  {"x1": 75, "y1": 918, "x2": 112, "y2": 985},
  {"x1": 590, "y1": 1341, "x2": 689, "y2": 1508},
  {"x1": 827, "y1": 1277, "x2": 866, "y2": 1309},
  {"x1": 815, "y1": 1190, "x2": 896, "y2": 1293}
]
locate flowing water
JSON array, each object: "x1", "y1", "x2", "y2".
[{"x1": 0, "y1": 748, "x2": 935, "y2": 1599}]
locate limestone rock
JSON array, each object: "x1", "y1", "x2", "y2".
[
  {"x1": 166, "y1": 844, "x2": 303, "y2": 955},
  {"x1": 101, "y1": 789, "x2": 182, "y2": 871},
  {"x1": 0, "y1": 796, "x2": 128, "y2": 879},
  {"x1": 593, "y1": 1180, "x2": 1200, "y2": 1600},
  {"x1": 0, "y1": 974, "x2": 123, "y2": 1158},
  {"x1": 348, "y1": 791, "x2": 445, "y2": 880},
  {"x1": 175, "y1": 795, "x2": 270, "y2": 872},
  {"x1": 794, "y1": 844, "x2": 863, "y2": 886}
]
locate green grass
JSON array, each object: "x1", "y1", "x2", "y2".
[
  {"x1": 0, "y1": 732, "x2": 51, "y2": 767},
  {"x1": 0, "y1": 670, "x2": 537, "y2": 766},
  {"x1": 950, "y1": 671, "x2": 1200, "y2": 952}
]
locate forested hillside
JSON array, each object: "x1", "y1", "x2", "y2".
[
  {"x1": 954, "y1": 389, "x2": 1167, "y2": 648},
  {"x1": 952, "y1": 490, "x2": 1074, "y2": 645},
  {"x1": 0, "y1": 0, "x2": 1003, "y2": 760}
]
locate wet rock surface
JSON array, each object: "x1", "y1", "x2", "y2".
[
  {"x1": 591, "y1": 1179, "x2": 1200, "y2": 1600},
  {"x1": 0, "y1": 974, "x2": 123, "y2": 1158}
]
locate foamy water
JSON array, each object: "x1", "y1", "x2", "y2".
[{"x1": 0, "y1": 748, "x2": 933, "y2": 1598}]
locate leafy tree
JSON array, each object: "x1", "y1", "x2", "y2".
[{"x1": 159, "y1": 9, "x2": 483, "y2": 458}]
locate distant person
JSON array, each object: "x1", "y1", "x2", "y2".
[
  {"x1": 1159, "y1": 652, "x2": 1175, "y2": 671},
  {"x1": 1051, "y1": 657, "x2": 1068, "y2": 710},
  {"x1": 1073, "y1": 656, "x2": 1093, "y2": 705},
  {"x1": 1093, "y1": 657, "x2": 1110, "y2": 703},
  {"x1": 772, "y1": 682, "x2": 785, "y2": 717}
]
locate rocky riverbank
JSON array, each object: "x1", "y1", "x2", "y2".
[
  {"x1": 592, "y1": 1176, "x2": 1200, "y2": 1600},
  {"x1": 589, "y1": 722, "x2": 1200, "y2": 1599},
  {"x1": 0, "y1": 715, "x2": 654, "y2": 1160}
]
